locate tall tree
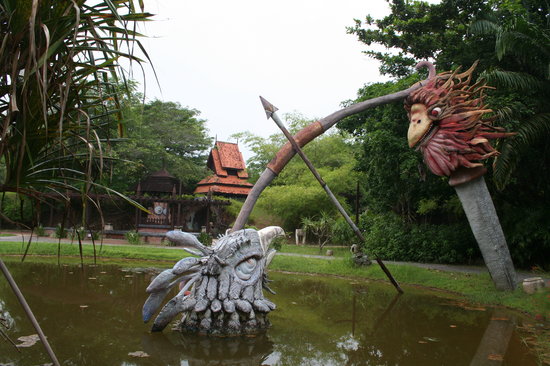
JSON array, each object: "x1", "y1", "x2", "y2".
[
  {"x1": 469, "y1": 13, "x2": 550, "y2": 188},
  {"x1": 347, "y1": 0, "x2": 497, "y2": 77},
  {"x1": 108, "y1": 97, "x2": 212, "y2": 192}
]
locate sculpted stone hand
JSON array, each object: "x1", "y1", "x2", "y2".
[{"x1": 142, "y1": 226, "x2": 284, "y2": 335}]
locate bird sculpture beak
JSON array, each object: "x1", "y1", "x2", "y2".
[{"x1": 407, "y1": 103, "x2": 432, "y2": 148}]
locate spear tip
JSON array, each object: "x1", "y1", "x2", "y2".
[{"x1": 259, "y1": 96, "x2": 278, "y2": 119}]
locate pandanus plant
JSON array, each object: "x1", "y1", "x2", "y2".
[{"x1": 0, "y1": 0, "x2": 152, "y2": 231}]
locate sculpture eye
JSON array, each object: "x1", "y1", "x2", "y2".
[
  {"x1": 235, "y1": 257, "x2": 257, "y2": 280},
  {"x1": 430, "y1": 107, "x2": 442, "y2": 117}
]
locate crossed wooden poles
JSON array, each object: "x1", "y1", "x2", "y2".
[{"x1": 259, "y1": 96, "x2": 403, "y2": 293}]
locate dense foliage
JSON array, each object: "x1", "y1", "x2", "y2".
[
  {"x1": 106, "y1": 88, "x2": 212, "y2": 192},
  {"x1": 341, "y1": 0, "x2": 549, "y2": 269}
]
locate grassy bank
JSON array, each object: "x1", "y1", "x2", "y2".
[
  {"x1": 0, "y1": 240, "x2": 548, "y2": 317},
  {"x1": 0, "y1": 241, "x2": 186, "y2": 262},
  {"x1": 270, "y1": 255, "x2": 549, "y2": 316}
]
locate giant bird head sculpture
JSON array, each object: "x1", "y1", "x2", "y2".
[
  {"x1": 404, "y1": 62, "x2": 514, "y2": 178},
  {"x1": 143, "y1": 226, "x2": 284, "y2": 336}
]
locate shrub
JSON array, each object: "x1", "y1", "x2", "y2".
[
  {"x1": 54, "y1": 223, "x2": 67, "y2": 239},
  {"x1": 91, "y1": 231, "x2": 100, "y2": 240},
  {"x1": 69, "y1": 227, "x2": 87, "y2": 240},
  {"x1": 35, "y1": 225, "x2": 45, "y2": 237},
  {"x1": 331, "y1": 216, "x2": 357, "y2": 246},
  {"x1": 197, "y1": 232, "x2": 213, "y2": 246},
  {"x1": 270, "y1": 236, "x2": 285, "y2": 251},
  {"x1": 359, "y1": 211, "x2": 478, "y2": 264},
  {"x1": 301, "y1": 212, "x2": 335, "y2": 252},
  {"x1": 125, "y1": 230, "x2": 141, "y2": 245}
]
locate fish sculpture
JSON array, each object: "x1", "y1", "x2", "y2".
[{"x1": 142, "y1": 226, "x2": 284, "y2": 335}]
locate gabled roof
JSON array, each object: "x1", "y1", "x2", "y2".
[
  {"x1": 195, "y1": 141, "x2": 252, "y2": 197},
  {"x1": 207, "y1": 141, "x2": 248, "y2": 179},
  {"x1": 194, "y1": 175, "x2": 253, "y2": 196},
  {"x1": 136, "y1": 169, "x2": 181, "y2": 194}
]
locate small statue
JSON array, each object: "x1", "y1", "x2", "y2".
[
  {"x1": 142, "y1": 226, "x2": 284, "y2": 335},
  {"x1": 350, "y1": 244, "x2": 372, "y2": 266}
]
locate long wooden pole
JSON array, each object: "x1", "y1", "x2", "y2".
[
  {"x1": 0, "y1": 259, "x2": 61, "y2": 366},
  {"x1": 261, "y1": 97, "x2": 403, "y2": 294},
  {"x1": 233, "y1": 62, "x2": 435, "y2": 231}
]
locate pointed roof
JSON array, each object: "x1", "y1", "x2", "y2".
[
  {"x1": 136, "y1": 169, "x2": 181, "y2": 195},
  {"x1": 207, "y1": 141, "x2": 249, "y2": 179},
  {"x1": 194, "y1": 141, "x2": 252, "y2": 197}
]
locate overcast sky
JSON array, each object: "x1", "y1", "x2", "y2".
[{"x1": 133, "y1": 0, "x2": 395, "y2": 159}]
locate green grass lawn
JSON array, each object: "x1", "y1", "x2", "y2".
[
  {"x1": 0, "y1": 241, "x2": 187, "y2": 262},
  {"x1": 271, "y1": 254, "x2": 549, "y2": 315}
]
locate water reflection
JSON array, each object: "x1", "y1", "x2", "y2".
[
  {"x1": 141, "y1": 332, "x2": 273, "y2": 366},
  {"x1": 0, "y1": 260, "x2": 539, "y2": 366},
  {"x1": 470, "y1": 310, "x2": 516, "y2": 366}
]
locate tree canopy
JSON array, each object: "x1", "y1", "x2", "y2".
[
  {"x1": 107, "y1": 91, "x2": 212, "y2": 193},
  {"x1": 340, "y1": 0, "x2": 550, "y2": 268}
]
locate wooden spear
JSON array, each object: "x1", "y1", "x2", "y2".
[
  {"x1": 0, "y1": 259, "x2": 61, "y2": 366},
  {"x1": 259, "y1": 96, "x2": 403, "y2": 294}
]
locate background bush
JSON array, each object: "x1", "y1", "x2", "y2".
[
  {"x1": 124, "y1": 230, "x2": 141, "y2": 245},
  {"x1": 0, "y1": 193, "x2": 33, "y2": 226},
  {"x1": 358, "y1": 212, "x2": 479, "y2": 264}
]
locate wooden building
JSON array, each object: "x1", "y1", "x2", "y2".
[
  {"x1": 134, "y1": 169, "x2": 230, "y2": 238},
  {"x1": 194, "y1": 141, "x2": 253, "y2": 197}
]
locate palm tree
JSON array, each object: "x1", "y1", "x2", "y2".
[
  {"x1": 469, "y1": 15, "x2": 550, "y2": 189},
  {"x1": 0, "y1": 0, "x2": 152, "y2": 228}
]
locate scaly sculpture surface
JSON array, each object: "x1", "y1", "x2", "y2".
[
  {"x1": 142, "y1": 226, "x2": 284, "y2": 335},
  {"x1": 404, "y1": 62, "x2": 514, "y2": 177}
]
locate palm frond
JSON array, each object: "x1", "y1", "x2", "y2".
[
  {"x1": 0, "y1": 0, "x2": 153, "y2": 231},
  {"x1": 493, "y1": 113, "x2": 550, "y2": 189},
  {"x1": 479, "y1": 69, "x2": 547, "y2": 92},
  {"x1": 469, "y1": 19, "x2": 501, "y2": 36}
]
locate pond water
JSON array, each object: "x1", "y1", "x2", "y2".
[{"x1": 0, "y1": 260, "x2": 538, "y2": 365}]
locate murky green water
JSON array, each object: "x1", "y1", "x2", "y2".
[{"x1": 0, "y1": 261, "x2": 537, "y2": 365}]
